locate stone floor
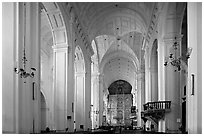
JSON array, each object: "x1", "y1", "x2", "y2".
[{"x1": 41, "y1": 128, "x2": 168, "y2": 134}]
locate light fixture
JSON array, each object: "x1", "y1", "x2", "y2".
[
  {"x1": 164, "y1": 37, "x2": 192, "y2": 72},
  {"x1": 14, "y1": 3, "x2": 36, "y2": 80},
  {"x1": 14, "y1": 47, "x2": 36, "y2": 78}
]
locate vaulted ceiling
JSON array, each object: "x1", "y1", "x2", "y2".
[{"x1": 72, "y1": 2, "x2": 155, "y2": 90}]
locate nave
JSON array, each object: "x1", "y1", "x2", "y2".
[{"x1": 2, "y1": 2, "x2": 202, "y2": 134}]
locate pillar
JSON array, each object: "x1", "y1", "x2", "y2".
[
  {"x1": 66, "y1": 14, "x2": 75, "y2": 132},
  {"x1": 84, "y1": 58, "x2": 92, "y2": 130},
  {"x1": 137, "y1": 71, "x2": 145, "y2": 127},
  {"x1": 74, "y1": 71, "x2": 85, "y2": 131},
  {"x1": 13, "y1": 3, "x2": 41, "y2": 133},
  {"x1": 91, "y1": 73, "x2": 100, "y2": 129},
  {"x1": 157, "y1": 39, "x2": 166, "y2": 132},
  {"x1": 99, "y1": 74, "x2": 104, "y2": 127},
  {"x1": 144, "y1": 47, "x2": 151, "y2": 103},
  {"x1": 53, "y1": 44, "x2": 69, "y2": 131},
  {"x1": 187, "y1": 2, "x2": 202, "y2": 134},
  {"x1": 3, "y1": 2, "x2": 19, "y2": 133},
  {"x1": 163, "y1": 35, "x2": 182, "y2": 133}
]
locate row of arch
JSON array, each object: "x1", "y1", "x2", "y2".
[{"x1": 40, "y1": 2, "x2": 187, "y2": 132}]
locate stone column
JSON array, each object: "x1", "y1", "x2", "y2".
[{"x1": 163, "y1": 35, "x2": 182, "y2": 133}]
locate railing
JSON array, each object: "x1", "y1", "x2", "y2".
[{"x1": 143, "y1": 101, "x2": 171, "y2": 111}]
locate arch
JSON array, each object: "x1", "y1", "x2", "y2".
[
  {"x1": 42, "y1": 2, "x2": 68, "y2": 46},
  {"x1": 41, "y1": 91, "x2": 47, "y2": 131},
  {"x1": 74, "y1": 45, "x2": 85, "y2": 73},
  {"x1": 108, "y1": 80, "x2": 132, "y2": 95}
]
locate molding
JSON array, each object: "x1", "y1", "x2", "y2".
[{"x1": 143, "y1": 3, "x2": 159, "y2": 50}]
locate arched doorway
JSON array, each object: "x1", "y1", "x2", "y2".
[
  {"x1": 107, "y1": 80, "x2": 133, "y2": 127},
  {"x1": 74, "y1": 46, "x2": 86, "y2": 131},
  {"x1": 150, "y1": 39, "x2": 158, "y2": 101}
]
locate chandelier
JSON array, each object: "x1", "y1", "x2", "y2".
[
  {"x1": 14, "y1": 47, "x2": 36, "y2": 79},
  {"x1": 164, "y1": 37, "x2": 192, "y2": 72},
  {"x1": 14, "y1": 3, "x2": 36, "y2": 80}
]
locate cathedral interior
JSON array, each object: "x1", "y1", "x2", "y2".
[{"x1": 2, "y1": 2, "x2": 202, "y2": 134}]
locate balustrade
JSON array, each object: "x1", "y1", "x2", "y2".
[{"x1": 143, "y1": 101, "x2": 171, "y2": 111}]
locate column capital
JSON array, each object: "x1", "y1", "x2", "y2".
[{"x1": 52, "y1": 44, "x2": 69, "y2": 52}]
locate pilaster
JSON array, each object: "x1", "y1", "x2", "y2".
[{"x1": 53, "y1": 44, "x2": 69, "y2": 131}]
